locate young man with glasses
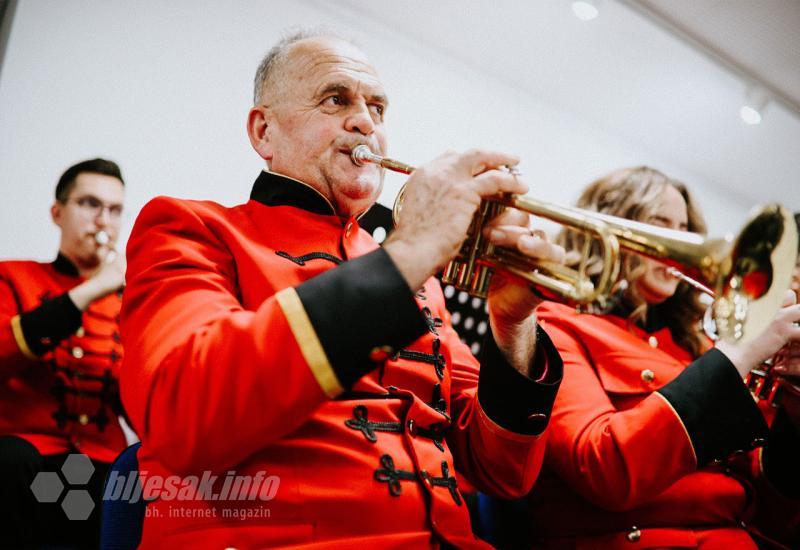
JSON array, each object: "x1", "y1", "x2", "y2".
[{"x1": 0, "y1": 158, "x2": 129, "y2": 548}]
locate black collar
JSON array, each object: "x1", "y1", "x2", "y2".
[
  {"x1": 641, "y1": 303, "x2": 669, "y2": 333},
  {"x1": 611, "y1": 297, "x2": 669, "y2": 333},
  {"x1": 249, "y1": 171, "x2": 335, "y2": 216},
  {"x1": 52, "y1": 253, "x2": 80, "y2": 277}
]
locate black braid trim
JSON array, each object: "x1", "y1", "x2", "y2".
[
  {"x1": 429, "y1": 383, "x2": 448, "y2": 416},
  {"x1": 275, "y1": 251, "x2": 343, "y2": 266},
  {"x1": 373, "y1": 455, "x2": 461, "y2": 504},
  {"x1": 374, "y1": 454, "x2": 417, "y2": 496},
  {"x1": 424, "y1": 461, "x2": 461, "y2": 505},
  {"x1": 421, "y1": 307, "x2": 443, "y2": 335},
  {"x1": 50, "y1": 368, "x2": 117, "y2": 432},
  {"x1": 344, "y1": 405, "x2": 403, "y2": 442},
  {"x1": 415, "y1": 423, "x2": 448, "y2": 452},
  {"x1": 335, "y1": 391, "x2": 412, "y2": 402},
  {"x1": 395, "y1": 339, "x2": 445, "y2": 380}
]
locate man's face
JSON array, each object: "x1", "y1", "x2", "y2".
[
  {"x1": 258, "y1": 38, "x2": 388, "y2": 218},
  {"x1": 52, "y1": 172, "x2": 124, "y2": 268}
]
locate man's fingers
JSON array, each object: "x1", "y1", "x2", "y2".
[
  {"x1": 461, "y1": 149, "x2": 520, "y2": 176},
  {"x1": 473, "y1": 169, "x2": 528, "y2": 197},
  {"x1": 781, "y1": 303, "x2": 800, "y2": 324},
  {"x1": 518, "y1": 237, "x2": 565, "y2": 264},
  {"x1": 486, "y1": 225, "x2": 534, "y2": 245},
  {"x1": 483, "y1": 208, "x2": 529, "y2": 230},
  {"x1": 484, "y1": 223, "x2": 564, "y2": 263}
]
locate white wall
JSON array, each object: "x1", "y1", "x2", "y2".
[{"x1": 0, "y1": 0, "x2": 749, "y2": 262}]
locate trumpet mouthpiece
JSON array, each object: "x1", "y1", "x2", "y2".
[
  {"x1": 94, "y1": 231, "x2": 110, "y2": 246},
  {"x1": 351, "y1": 145, "x2": 377, "y2": 167}
]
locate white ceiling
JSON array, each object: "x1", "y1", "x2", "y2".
[
  {"x1": 335, "y1": 0, "x2": 800, "y2": 211},
  {"x1": 632, "y1": 0, "x2": 800, "y2": 113}
]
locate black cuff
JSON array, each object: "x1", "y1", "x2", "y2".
[
  {"x1": 296, "y1": 247, "x2": 429, "y2": 388},
  {"x1": 762, "y1": 407, "x2": 800, "y2": 499},
  {"x1": 18, "y1": 292, "x2": 83, "y2": 355},
  {"x1": 657, "y1": 348, "x2": 768, "y2": 465},
  {"x1": 477, "y1": 325, "x2": 563, "y2": 436}
]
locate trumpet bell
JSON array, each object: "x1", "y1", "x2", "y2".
[{"x1": 712, "y1": 204, "x2": 798, "y2": 344}]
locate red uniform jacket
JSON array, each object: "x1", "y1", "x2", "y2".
[
  {"x1": 526, "y1": 301, "x2": 800, "y2": 549},
  {"x1": 0, "y1": 255, "x2": 126, "y2": 462},
  {"x1": 120, "y1": 171, "x2": 563, "y2": 549}
]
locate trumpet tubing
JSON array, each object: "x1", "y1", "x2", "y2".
[{"x1": 350, "y1": 147, "x2": 798, "y2": 343}]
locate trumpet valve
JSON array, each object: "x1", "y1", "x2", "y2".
[
  {"x1": 470, "y1": 265, "x2": 493, "y2": 298},
  {"x1": 441, "y1": 260, "x2": 493, "y2": 299}
]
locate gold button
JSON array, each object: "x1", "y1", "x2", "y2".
[
  {"x1": 641, "y1": 369, "x2": 655, "y2": 383},
  {"x1": 648, "y1": 336, "x2": 658, "y2": 348},
  {"x1": 527, "y1": 413, "x2": 547, "y2": 422},
  {"x1": 369, "y1": 345, "x2": 394, "y2": 362},
  {"x1": 627, "y1": 527, "x2": 641, "y2": 542},
  {"x1": 75, "y1": 327, "x2": 85, "y2": 337},
  {"x1": 407, "y1": 419, "x2": 417, "y2": 435},
  {"x1": 72, "y1": 347, "x2": 84, "y2": 359},
  {"x1": 79, "y1": 414, "x2": 89, "y2": 426}
]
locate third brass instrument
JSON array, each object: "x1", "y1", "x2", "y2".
[{"x1": 351, "y1": 145, "x2": 798, "y2": 344}]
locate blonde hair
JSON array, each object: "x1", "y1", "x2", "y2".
[{"x1": 557, "y1": 166, "x2": 709, "y2": 358}]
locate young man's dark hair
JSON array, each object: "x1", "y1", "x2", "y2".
[
  {"x1": 54, "y1": 158, "x2": 124, "y2": 202},
  {"x1": 795, "y1": 212, "x2": 800, "y2": 253}
]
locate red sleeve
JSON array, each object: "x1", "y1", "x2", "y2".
[
  {"x1": 121, "y1": 197, "x2": 427, "y2": 475},
  {"x1": 0, "y1": 263, "x2": 84, "y2": 381},
  {"x1": 442, "y1": 302, "x2": 562, "y2": 499},
  {"x1": 539, "y1": 311, "x2": 698, "y2": 511},
  {"x1": 0, "y1": 272, "x2": 38, "y2": 382},
  {"x1": 120, "y1": 198, "x2": 339, "y2": 474}
]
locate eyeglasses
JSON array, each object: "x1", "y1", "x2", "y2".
[{"x1": 64, "y1": 195, "x2": 124, "y2": 220}]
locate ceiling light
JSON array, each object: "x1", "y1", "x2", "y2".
[
  {"x1": 739, "y1": 106, "x2": 761, "y2": 125},
  {"x1": 740, "y1": 86, "x2": 769, "y2": 125},
  {"x1": 572, "y1": 1, "x2": 599, "y2": 21}
]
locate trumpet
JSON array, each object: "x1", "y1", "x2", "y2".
[
  {"x1": 94, "y1": 230, "x2": 118, "y2": 264},
  {"x1": 351, "y1": 145, "x2": 798, "y2": 344},
  {"x1": 94, "y1": 230, "x2": 111, "y2": 247}
]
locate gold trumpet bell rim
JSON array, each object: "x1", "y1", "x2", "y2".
[{"x1": 712, "y1": 204, "x2": 798, "y2": 344}]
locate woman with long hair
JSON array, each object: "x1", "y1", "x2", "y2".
[{"x1": 524, "y1": 167, "x2": 800, "y2": 548}]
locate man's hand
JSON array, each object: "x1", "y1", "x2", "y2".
[
  {"x1": 772, "y1": 287, "x2": 800, "y2": 379},
  {"x1": 483, "y1": 209, "x2": 565, "y2": 375},
  {"x1": 383, "y1": 149, "x2": 527, "y2": 291},
  {"x1": 382, "y1": 148, "x2": 565, "y2": 376},
  {"x1": 716, "y1": 290, "x2": 800, "y2": 378},
  {"x1": 68, "y1": 250, "x2": 126, "y2": 311}
]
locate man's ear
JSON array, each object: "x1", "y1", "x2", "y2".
[
  {"x1": 51, "y1": 201, "x2": 63, "y2": 228},
  {"x1": 247, "y1": 106, "x2": 273, "y2": 162}
]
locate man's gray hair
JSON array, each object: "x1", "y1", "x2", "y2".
[{"x1": 253, "y1": 27, "x2": 352, "y2": 105}]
